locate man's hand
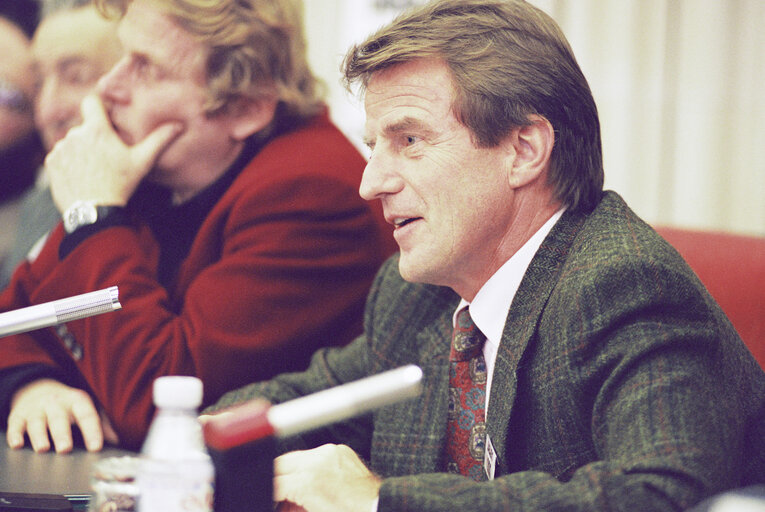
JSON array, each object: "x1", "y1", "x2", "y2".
[
  {"x1": 273, "y1": 444, "x2": 381, "y2": 512},
  {"x1": 46, "y1": 94, "x2": 184, "y2": 213},
  {"x1": 6, "y1": 378, "x2": 117, "y2": 453}
]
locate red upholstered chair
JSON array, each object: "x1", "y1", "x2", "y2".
[{"x1": 655, "y1": 226, "x2": 765, "y2": 370}]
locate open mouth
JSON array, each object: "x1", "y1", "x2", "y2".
[{"x1": 394, "y1": 217, "x2": 421, "y2": 228}]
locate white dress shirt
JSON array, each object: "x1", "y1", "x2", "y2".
[{"x1": 453, "y1": 209, "x2": 564, "y2": 413}]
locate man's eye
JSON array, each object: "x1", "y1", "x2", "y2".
[
  {"x1": 132, "y1": 58, "x2": 156, "y2": 79},
  {"x1": 62, "y1": 68, "x2": 95, "y2": 86},
  {"x1": 405, "y1": 135, "x2": 419, "y2": 145}
]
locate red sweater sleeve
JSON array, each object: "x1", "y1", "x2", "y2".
[{"x1": 0, "y1": 115, "x2": 395, "y2": 449}]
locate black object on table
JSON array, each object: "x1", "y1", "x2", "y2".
[{"x1": 209, "y1": 436, "x2": 276, "y2": 512}]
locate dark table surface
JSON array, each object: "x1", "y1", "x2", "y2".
[
  {"x1": 0, "y1": 437, "x2": 132, "y2": 508},
  {"x1": 0, "y1": 435, "x2": 276, "y2": 511}
]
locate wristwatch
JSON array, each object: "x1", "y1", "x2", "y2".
[{"x1": 62, "y1": 201, "x2": 122, "y2": 234}]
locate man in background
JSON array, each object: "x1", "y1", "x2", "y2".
[
  {"x1": 0, "y1": 0, "x2": 394, "y2": 453},
  {"x1": 0, "y1": 0, "x2": 123, "y2": 289},
  {"x1": 208, "y1": 1, "x2": 765, "y2": 510},
  {"x1": 0, "y1": 15, "x2": 44, "y2": 278}
]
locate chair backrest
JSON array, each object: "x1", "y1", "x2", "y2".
[{"x1": 655, "y1": 226, "x2": 765, "y2": 370}]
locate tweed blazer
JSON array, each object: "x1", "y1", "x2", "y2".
[{"x1": 212, "y1": 191, "x2": 765, "y2": 511}]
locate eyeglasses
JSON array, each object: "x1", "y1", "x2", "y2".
[{"x1": 0, "y1": 76, "x2": 32, "y2": 114}]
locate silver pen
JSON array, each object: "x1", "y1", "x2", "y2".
[{"x1": 0, "y1": 286, "x2": 122, "y2": 338}]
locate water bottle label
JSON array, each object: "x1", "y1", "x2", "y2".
[{"x1": 136, "y1": 474, "x2": 213, "y2": 511}]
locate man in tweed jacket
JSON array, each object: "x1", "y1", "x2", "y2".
[{"x1": 208, "y1": 1, "x2": 765, "y2": 510}]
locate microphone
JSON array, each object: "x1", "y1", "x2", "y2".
[
  {"x1": 0, "y1": 286, "x2": 122, "y2": 338},
  {"x1": 203, "y1": 364, "x2": 423, "y2": 451}
]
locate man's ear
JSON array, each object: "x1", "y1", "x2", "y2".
[
  {"x1": 505, "y1": 115, "x2": 554, "y2": 189},
  {"x1": 228, "y1": 95, "x2": 278, "y2": 141}
]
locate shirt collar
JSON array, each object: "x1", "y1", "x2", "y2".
[{"x1": 454, "y1": 208, "x2": 565, "y2": 345}]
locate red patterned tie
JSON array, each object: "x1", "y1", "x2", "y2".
[{"x1": 446, "y1": 306, "x2": 488, "y2": 481}]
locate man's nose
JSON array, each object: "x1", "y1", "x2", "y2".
[
  {"x1": 359, "y1": 151, "x2": 403, "y2": 201},
  {"x1": 96, "y1": 58, "x2": 129, "y2": 104},
  {"x1": 35, "y1": 79, "x2": 64, "y2": 127}
]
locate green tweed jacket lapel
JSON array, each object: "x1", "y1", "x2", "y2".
[
  {"x1": 486, "y1": 207, "x2": 587, "y2": 476},
  {"x1": 368, "y1": 262, "x2": 461, "y2": 476},
  {"x1": 409, "y1": 304, "x2": 454, "y2": 468}
]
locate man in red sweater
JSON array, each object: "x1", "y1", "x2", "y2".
[{"x1": 0, "y1": 0, "x2": 394, "y2": 452}]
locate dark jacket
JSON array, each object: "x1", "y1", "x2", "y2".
[{"x1": 212, "y1": 191, "x2": 765, "y2": 511}]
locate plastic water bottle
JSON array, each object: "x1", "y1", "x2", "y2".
[{"x1": 136, "y1": 376, "x2": 214, "y2": 511}]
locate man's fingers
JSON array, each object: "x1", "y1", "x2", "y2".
[
  {"x1": 6, "y1": 416, "x2": 26, "y2": 449},
  {"x1": 7, "y1": 380, "x2": 106, "y2": 453},
  {"x1": 72, "y1": 399, "x2": 104, "y2": 452},
  {"x1": 273, "y1": 475, "x2": 309, "y2": 510},
  {"x1": 272, "y1": 475, "x2": 288, "y2": 503},
  {"x1": 273, "y1": 445, "x2": 381, "y2": 511},
  {"x1": 274, "y1": 503, "x2": 307, "y2": 512},
  {"x1": 47, "y1": 407, "x2": 76, "y2": 454},
  {"x1": 132, "y1": 121, "x2": 184, "y2": 170},
  {"x1": 100, "y1": 411, "x2": 120, "y2": 446},
  {"x1": 273, "y1": 451, "x2": 317, "y2": 506},
  {"x1": 273, "y1": 445, "x2": 327, "y2": 475},
  {"x1": 79, "y1": 94, "x2": 110, "y2": 127},
  {"x1": 6, "y1": 431, "x2": 24, "y2": 449},
  {"x1": 25, "y1": 416, "x2": 52, "y2": 453},
  {"x1": 273, "y1": 451, "x2": 302, "y2": 476}
]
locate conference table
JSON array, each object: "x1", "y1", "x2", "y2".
[
  {"x1": 0, "y1": 439, "x2": 132, "y2": 510},
  {"x1": 4, "y1": 435, "x2": 765, "y2": 512},
  {"x1": 0, "y1": 435, "x2": 275, "y2": 511}
]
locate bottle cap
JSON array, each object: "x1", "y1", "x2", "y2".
[{"x1": 153, "y1": 376, "x2": 203, "y2": 409}]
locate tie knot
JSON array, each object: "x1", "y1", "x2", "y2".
[{"x1": 451, "y1": 307, "x2": 486, "y2": 361}]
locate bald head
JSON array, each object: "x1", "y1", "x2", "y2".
[{"x1": 32, "y1": 4, "x2": 123, "y2": 150}]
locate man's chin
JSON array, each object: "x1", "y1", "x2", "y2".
[
  {"x1": 46, "y1": 129, "x2": 71, "y2": 150},
  {"x1": 397, "y1": 254, "x2": 427, "y2": 284},
  {"x1": 144, "y1": 167, "x2": 165, "y2": 183}
]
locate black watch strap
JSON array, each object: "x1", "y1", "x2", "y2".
[
  {"x1": 62, "y1": 201, "x2": 127, "y2": 234},
  {"x1": 59, "y1": 206, "x2": 130, "y2": 260}
]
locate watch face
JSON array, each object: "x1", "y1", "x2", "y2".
[{"x1": 64, "y1": 201, "x2": 98, "y2": 233}]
